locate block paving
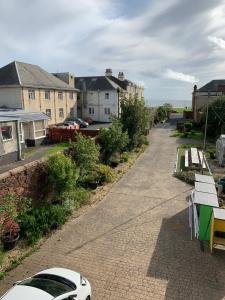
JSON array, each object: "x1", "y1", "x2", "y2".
[{"x1": 1, "y1": 123, "x2": 225, "y2": 299}]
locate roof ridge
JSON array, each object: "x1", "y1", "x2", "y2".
[{"x1": 14, "y1": 61, "x2": 22, "y2": 85}]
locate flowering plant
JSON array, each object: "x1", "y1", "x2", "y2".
[{"x1": 0, "y1": 219, "x2": 20, "y2": 239}]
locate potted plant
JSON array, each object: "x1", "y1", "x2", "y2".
[
  {"x1": 0, "y1": 193, "x2": 21, "y2": 251},
  {"x1": 0, "y1": 219, "x2": 20, "y2": 250}
]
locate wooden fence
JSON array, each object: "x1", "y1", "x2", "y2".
[{"x1": 48, "y1": 127, "x2": 100, "y2": 143}]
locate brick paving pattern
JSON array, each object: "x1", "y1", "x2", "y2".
[{"x1": 1, "y1": 122, "x2": 225, "y2": 299}]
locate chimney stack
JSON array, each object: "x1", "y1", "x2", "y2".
[
  {"x1": 105, "y1": 68, "x2": 112, "y2": 76},
  {"x1": 118, "y1": 71, "x2": 124, "y2": 81}
]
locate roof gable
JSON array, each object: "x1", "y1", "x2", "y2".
[
  {"x1": 0, "y1": 61, "x2": 20, "y2": 85},
  {"x1": 198, "y1": 80, "x2": 225, "y2": 92},
  {"x1": 0, "y1": 61, "x2": 76, "y2": 90}
]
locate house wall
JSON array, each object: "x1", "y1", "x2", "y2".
[
  {"x1": 0, "y1": 87, "x2": 22, "y2": 108},
  {"x1": 193, "y1": 91, "x2": 218, "y2": 122},
  {"x1": 22, "y1": 88, "x2": 77, "y2": 125},
  {"x1": 0, "y1": 121, "x2": 18, "y2": 155},
  {"x1": 82, "y1": 90, "x2": 118, "y2": 122}
]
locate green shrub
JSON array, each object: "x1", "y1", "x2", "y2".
[
  {"x1": 17, "y1": 204, "x2": 71, "y2": 245},
  {"x1": 95, "y1": 164, "x2": 115, "y2": 184},
  {"x1": 47, "y1": 154, "x2": 79, "y2": 195},
  {"x1": 136, "y1": 134, "x2": 149, "y2": 147},
  {"x1": 99, "y1": 119, "x2": 129, "y2": 163},
  {"x1": 60, "y1": 188, "x2": 90, "y2": 209},
  {"x1": 68, "y1": 133, "x2": 100, "y2": 174},
  {"x1": 121, "y1": 152, "x2": 129, "y2": 162},
  {"x1": 183, "y1": 122, "x2": 193, "y2": 132}
]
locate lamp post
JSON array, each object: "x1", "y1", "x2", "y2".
[
  {"x1": 201, "y1": 92, "x2": 210, "y2": 174},
  {"x1": 117, "y1": 87, "x2": 120, "y2": 118}
]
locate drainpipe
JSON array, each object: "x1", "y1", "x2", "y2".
[
  {"x1": 98, "y1": 89, "x2": 100, "y2": 121},
  {"x1": 16, "y1": 120, "x2": 22, "y2": 161}
]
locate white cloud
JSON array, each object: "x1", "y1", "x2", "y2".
[
  {"x1": 165, "y1": 69, "x2": 198, "y2": 83},
  {"x1": 208, "y1": 36, "x2": 225, "y2": 50}
]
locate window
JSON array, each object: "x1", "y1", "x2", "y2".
[
  {"x1": 69, "y1": 92, "x2": 73, "y2": 100},
  {"x1": 70, "y1": 108, "x2": 74, "y2": 118},
  {"x1": 104, "y1": 108, "x2": 110, "y2": 115},
  {"x1": 19, "y1": 122, "x2": 24, "y2": 142},
  {"x1": 1, "y1": 126, "x2": 12, "y2": 141},
  {"x1": 89, "y1": 107, "x2": 94, "y2": 115},
  {"x1": 59, "y1": 108, "x2": 64, "y2": 118},
  {"x1": 105, "y1": 93, "x2": 109, "y2": 99},
  {"x1": 46, "y1": 109, "x2": 51, "y2": 119},
  {"x1": 28, "y1": 89, "x2": 35, "y2": 100},
  {"x1": 45, "y1": 90, "x2": 50, "y2": 100},
  {"x1": 58, "y1": 91, "x2": 63, "y2": 100}
]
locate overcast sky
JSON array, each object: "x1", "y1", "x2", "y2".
[{"x1": 1, "y1": 0, "x2": 225, "y2": 104}]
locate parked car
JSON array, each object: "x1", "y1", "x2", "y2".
[
  {"x1": 62, "y1": 121, "x2": 80, "y2": 130},
  {"x1": 73, "y1": 118, "x2": 89, "y2": 128},
  {"x1": 0, "y1": 267, "x2": 91, "y2": 300},
  {"x1": 83, "y1": 117, "x2": 93, "y2": 125}
]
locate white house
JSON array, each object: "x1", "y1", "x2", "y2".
[{"x1": 75, "y1": 69, "x2": 144, "y2": 122}]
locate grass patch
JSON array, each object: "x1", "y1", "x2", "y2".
[
  {"x1": 173, "y1": 107, "x2": 191, "y2": 113},
  {"x1": 45, "y1": 143, "x2": 70, "y2": 156},
  {"x1": 171, "y1": 129, "x2": 204, "y2": 140}
]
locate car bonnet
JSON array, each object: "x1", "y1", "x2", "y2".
[{"x1": 1, "y1": 285, "x2": 53, "y2": 300}]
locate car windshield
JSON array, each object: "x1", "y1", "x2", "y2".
[{"x1": 18, "y1": 276, "x2": 74, "y2": 297}]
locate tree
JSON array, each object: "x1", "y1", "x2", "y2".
[
  {"x1": 203, "y1": 96, "x2": 225, "y2": 137},
  {"x1": 69, "y1": 133, "x2": 100, "y2": 174},
  {"x1": 163, "y1": 103, "x2": 173, "y2": 118},
  {"x1": 120, "y1": 95, "x2": 149, "y2": 148},
  {"x1": 155, "y1": 106, "x2": 167, "y2": 123},
  {"x1": 99, "y1": 119, "x2": 129, "y2": 162}
]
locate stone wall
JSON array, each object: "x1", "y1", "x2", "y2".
[{"x1": 0, "y1": 159, "x2": 48, "y2": 204}]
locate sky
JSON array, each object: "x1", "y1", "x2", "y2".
[{"x1": 1, "y1": 0, "x2": 225, "y2": 105}]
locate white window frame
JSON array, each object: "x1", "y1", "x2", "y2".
[
  {"x1": 28, "y1": 89, "x2": 35, "y2": 100},
  {"x1": 105, "y1": 92, "x2": 109, "y2": 100},
  {"x1": 33, "y1": 121, "x2": 46, "y2": 140},
  {"x1": 19, "y1": 122, "x2": 24, "y2": 143},
  {"x1": 89, "y1": 107, "x2": 94, "y2": 115},
  {"x1": 58, "y1": 91, "x2": 63, "y2": 100},
  {"x1": 45, "y1": 90, "x2": 50, "y2": 100},
  {"x1": 104, "y1": 108, "x2": 110, "y2": 115},
  {"x1": 1, "y1": 125, "x2": 13, "y2": 142},
  {"x1": 59, "y1": 108, "x2": 64, "y2": 118},
  {"x1": 46, "y1": 109, "x2": 52, "y2": 119}
]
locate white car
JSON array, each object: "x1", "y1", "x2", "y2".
[{"x1": 0, "y1": 268, "x2": 91, "y2": 300}]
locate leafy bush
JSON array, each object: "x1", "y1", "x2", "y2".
[
  {"x1": 47, "y1": 154, "x2": 79, "y2": 195},
  {"x1": 18, "y1": 204, "x2": 71, "y2": 245},
  {"x1": 136, "y1": 134, "x2": 149, "y2": 147},
  {"x1": 183, "y1": 122, "x2": 193, "y2": 132},
  {"x1": 60, "y1": 188, "x2": 90, "y2": 209},
  {"x1": 121, "y1": 152, "x2": 129, "y2": 162},
  {"x1": 99, "y1": 119, "x2": 129, "y2": 163},
  {"x1": 68, "y1": 133, "x2": 100, "y2": 174},
  {"x1": 95, "y1": 164, "x2": 115, "y2": 184}
]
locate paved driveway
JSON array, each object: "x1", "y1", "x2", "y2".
[{"x1": 1, "y1": 123, "x2": 225, "y2": 299}]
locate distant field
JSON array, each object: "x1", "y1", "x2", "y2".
[{"x1": 173, "y1": 107, "x2": 192, "y2": 113}]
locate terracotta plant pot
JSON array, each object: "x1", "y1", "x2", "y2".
[{"x1": 1, "y1": 234, "x2": 20, "y2": 251}]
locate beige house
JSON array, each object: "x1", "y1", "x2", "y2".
[
  {"x1": 192, "y1": 80, "x2": 225, "y2": 122},
  {"x1": 0, "y1": 116, "x2": 21, "y2": 165},
  {"x1": 0, "y1": 61, "x2": 79, "y2": 125}
]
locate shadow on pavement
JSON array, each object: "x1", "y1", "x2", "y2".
[{"x1": 147, "y1": 208, "x2": 225, "y2": 300}]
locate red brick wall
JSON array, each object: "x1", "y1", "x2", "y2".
[{"x1": 0, "y1": 159, "x2": 48, "y2": 204}]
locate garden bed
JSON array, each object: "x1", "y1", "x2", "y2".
[{"x1": 0, "y1": 144, "x2": 147, "y2": 280}]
